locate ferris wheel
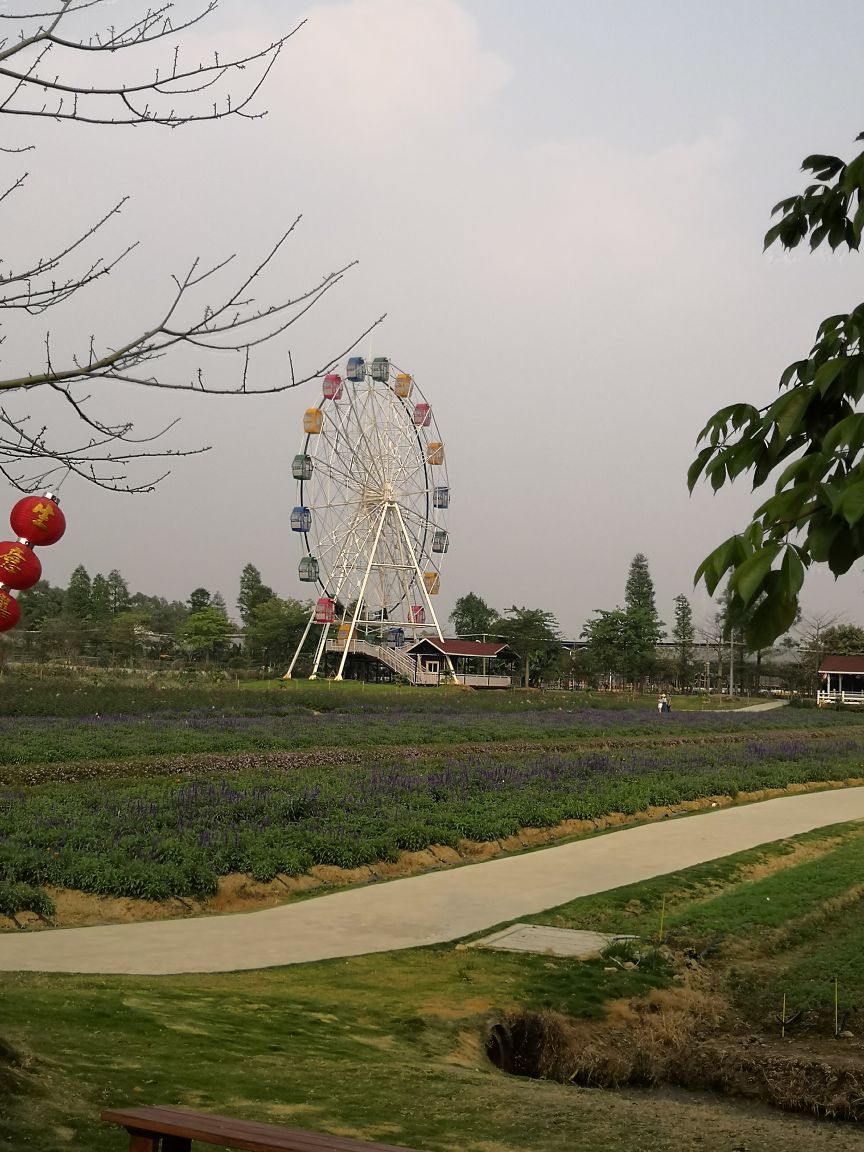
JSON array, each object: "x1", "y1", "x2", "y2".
[{"x1": 285, "y1": 355, "x2": 456, "y2": 681}]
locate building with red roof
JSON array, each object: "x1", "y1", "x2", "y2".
[
  {"x1": 406, "y1": 637, "x2": 513, "y2": 687},
  {"x1": 817, "y1": 654, "x2": 864, "y2": 705}
]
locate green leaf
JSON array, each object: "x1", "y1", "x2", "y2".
[
  {"x1": 764, "y1": 222, "x2": 784, "y2": 250},
  {"x1": 687, "y1": 446, "x2": 714, "y2": 493},
  {"x1": 769, "y1": 387, "x2": 811, "y2": 439},
  {"x1": 813, "y1": 358, "x2": 847, "y2": 395},
  {"x1": 779, "y1": 546, "x2": 805, "y2": 600},
  {"x1": 802, "y1": 154, "x2": 845, "y2": 180},
  {"x1": 819, "y1": 482, "x2": 846, "y2": 516},
  {"x1": 694, "y1": 536, "x2": 739, "y2": 596},
  {"x1": 725, "y1": 436, "x2": 765, "y2": 481},
  {"x1": 753, "y1": 486, "x2": 810, "y2": 524},
  {"x1": 829, "y1": 216, "x2": 849, "y2": 251},
  {"x1": 816, "y1": 313, "x2": 847, "y2": 337},
  {"x1": 852, "y1": 198, "x2": 864, "y2": 243},
  {"x1": 745, "y1": 585, "x2": 800, "y2": 650},
  {"x1": 838, "y1": 480, "x2": 864, "y2": 526},
  {"x1": 695, "y1": 404, "x2": 742, "y2": 446},
  {"x1": 730, "y1": 544, "x2": 781, "y2": 607},
  {"x1": 828, "y1": 524, "x2": 860, "y2": 575},
  {"x1": 811, "y1": 518, "x2": 847, "y2": 562},
  {"x1": 773, "y1": 453, "x2": 826, "y2": 492},
  {"x1": 822, "y1": 413, "x2": 864, "y2": 455},
  {"x1": 707, "y1": 455, "x2": 727, "y2": 493},
  {"x1": 809, "y1": 223, "x2": 830, "y2": 250},
  {"x1": 841, "y1": 153, "x2": 864, "y2": 192},
  {"x1": 770, "y1": 196, "x2": 800, "y2": 217}
]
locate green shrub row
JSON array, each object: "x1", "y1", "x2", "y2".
[
  {"x1": 2, "y1": 732, "x2": 862, "y2": 900},
  {"x1": 0, "y1": 882, "x2": 55, "y2": 920}
]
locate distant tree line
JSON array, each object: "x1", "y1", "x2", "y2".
[
  {"x1": 450, "y1": 552, "x2": 861, "y2": 694},
  {"x1": 10, "y1": 550, "x2": 862, "y2": 690},
  {"x1": 5, "y1": 563, "x2": 312, "y2": 669}
]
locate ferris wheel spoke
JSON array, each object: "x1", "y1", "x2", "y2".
[
  {"x1": 318, "y1": 511, "x2": 382, "y2": 598},
  {"x1": 398, "y1": 501, "x2": 434, "y2": 535},
  {"x1": 391, "y1": 442, "x2": 432, "y2": 503},
  {"x1": 307, "y1": 453, "x2": 365, "y2": 494},
  {"x1": 314, "y1": 423, "x2": 374, "y2": 495},
  {"x1": 357, "y1": 387, "x2": 392, "y2": 489}
]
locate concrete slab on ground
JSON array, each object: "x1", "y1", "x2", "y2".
[{"x1": 468, "y1": 923, "x2": 635, "y2": 958}]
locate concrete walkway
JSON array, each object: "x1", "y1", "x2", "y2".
[
  {"x1": 1, "y1": 787, "x2": 862, "y2": 976},
  {"x1": 730, "y1": 700, "x2": 788, "y2": 712}
]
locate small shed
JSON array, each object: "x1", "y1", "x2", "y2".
[
  {"x1": 817, "y1": 654, "x2": 864, "y2": 705},
  {"x1": 406, "y1": 638, "x2": 512, "y2": 688}
]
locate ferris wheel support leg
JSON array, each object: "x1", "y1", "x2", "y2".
[
  {"x1": 309, "y1": 622, "x2": 332, "y2": 679},
  {"x1": 335, "y1": 504, "x2": 388, "y2": 682},
  {"x1": 284, "y1": 606, "x2": 318, "y2": 680},
  {"x1": 393, "y1": 504, "x2": 458, "y2": 684}
]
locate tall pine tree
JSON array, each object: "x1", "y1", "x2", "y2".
[
  {"x1": 238, "y1": 564, "x2": 275, "y2": 625},
  {"x1": 65, "y1": 565, "x2": 92, "y2": 618},
  {"x1": 672, "y1": 593, "x2": 695, "y2": 688},
  {"x1": 623, "y1": 553, "x2": 664, "y2": 684},
  {"x1": 90, "y1": 573, "x2": 111, "y2": 618},
  {"x1": 107, "y1": 569, "x2": 130, "y2": 614}
]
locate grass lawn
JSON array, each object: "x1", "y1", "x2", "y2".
[
  {"x1": 4, "y1": 824, "x2": 864, "y2": 1152},
  {"x1": 2, "y1": 947, "x2": 672, "y2": 1152},
  {"x1": 525, "y1": 820, "x2": 864, "y2": 1027}
]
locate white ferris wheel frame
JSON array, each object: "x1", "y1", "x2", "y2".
[{"x1": 285, "y1": 359, "x2": 455, "y2": 682}]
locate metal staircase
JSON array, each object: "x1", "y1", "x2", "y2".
[{"x1": 325, "y1": 638, "x2": 440, "y2": 684}]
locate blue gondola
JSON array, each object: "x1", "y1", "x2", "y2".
[
  {"x1": 433, "y1": 485, "x2": 449, "y2": 509},
  {"x1": 432, "y1": 529, "x2": 449, "y2": 554},
  {"x1": 386, "y1": 627, "x2": 405, "y2": 648},
  {"x1": 291, "y1": 506, "x2": 312, "y2": 533},
  {"x1": 346, "y1": 356, "x2": 365, "y2": 382}
]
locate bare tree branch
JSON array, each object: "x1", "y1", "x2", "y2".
[
  {"x1": 0, "y1": 2, "x2": 305, "y2": 126},
  {"x1": 0, "y1": 3, "x2": 381, "y2": 493}
]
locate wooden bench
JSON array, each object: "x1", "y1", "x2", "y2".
[{"x1": 101, "y1": 1107, "x2": 425, "y2": 1152}]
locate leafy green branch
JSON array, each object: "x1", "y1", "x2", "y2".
[{"x1": 690, "y1": 134, "x2": 864, "y2": 648}]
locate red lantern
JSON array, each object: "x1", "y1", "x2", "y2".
[
  {"x1": 0, "y1": 588, "x2": 20, "y2": 632},
  {"x1": 10, "y1": 496, "x2": 66, "y2": 546},
  {"x1": 0, "y1": 541, "x2": 41, "y2": 590}
]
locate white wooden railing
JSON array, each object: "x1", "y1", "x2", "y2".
[{"x1": 817, "y1": 690, "x2": 864, "y2": 706}]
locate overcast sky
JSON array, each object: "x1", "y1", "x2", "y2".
[{"x1": 4, "y1": 0, "x2": 864, "y2": 636}]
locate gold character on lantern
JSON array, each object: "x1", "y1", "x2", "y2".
[
  {"x1": 31, "y1": 502, "x2": 55, "y2": 529},
  {"x1": 0, "y1": 546, "x2": 26, "y2": 573}
]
